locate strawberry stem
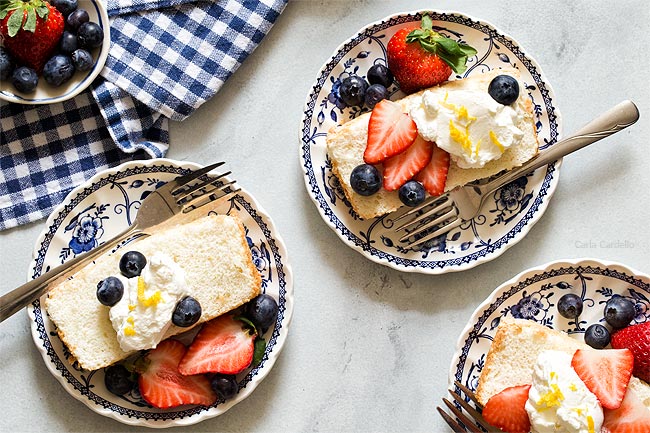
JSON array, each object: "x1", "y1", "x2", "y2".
[
  {"x1": 0, "y1": 0, "x2": 50, "y2": 36},
  {"x1": 406, "y1": 14, "x2": 478, "y2": 74}
]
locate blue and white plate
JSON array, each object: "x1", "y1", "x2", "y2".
[
  {"x1": 0, "y1": 0, "x2": 110, "y2": 105},
  {"x1": 27, "y1": 159, "x2": 294, "y2": 428},
  {"x1": 300, "y1": 10, "x2": 562, "y2": 274},
  {"x1": 449, "y1": 258, "x2": 650, "y2": 395}
]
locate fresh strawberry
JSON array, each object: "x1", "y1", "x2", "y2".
[
  {"x1": 415, "y1": 143, "x2": 450, "y2": 196},
  {"x1": 386, "y1": 14, "x2": 477, "y2": 94},
  {"x1": 178, "y1": 314, "x2": 255, "y2": 376},
  {"x1": 602, "y1": 388, "x2": 650, "y2": 433},
  {"x1": 571, "y1": 348, "x2": 634, "y2": 409},
  {"x1": 0, "y1": 0, "x2": 64, "y2": 72},
  {"x1": 364, "y1": 99, "x2": 417, "y2": 164},
  {"x1": 611, "y1": 322, "x2": 650, "y2": 383},
  {"x1": 137, "y1": 339, "x2": 217, "y2": 409},
  {"x1": 382, "y1": 134, "x2": 433, "y2": 191},
  {"x1": 482, "y1": 384, "x2": 532, "y2": 433}
]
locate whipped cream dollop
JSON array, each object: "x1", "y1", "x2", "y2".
[
  {"x1": 409, "y1": 80, "x2": 525, "y2": 169},
  {"x1": 526, "y1": 350, "x2": 603, "y2": 433},
  {"x1": 109, "y1": 252, "x2": 190, "y2": 352}
]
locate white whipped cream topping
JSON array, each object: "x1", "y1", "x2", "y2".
[
  {"x1": 109, "y1": 252, "x2": 190, "y2": 352},
  {"x1": 409, "y1": 80, "x2": 524, "y2": 169},
  {"x1": 525, "y1": 350, "x2": 603, "y2": 433}
]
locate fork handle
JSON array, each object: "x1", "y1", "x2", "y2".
[
  {"x1": 481, "y1": 100, "x2": 640, "y2": 193},
  {"x1": 0, "y1": 225, "x2": 143, "y2": 323}
]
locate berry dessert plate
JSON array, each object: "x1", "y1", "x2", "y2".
[
  {"x1": 27, "y1": 159, "x2": 294, "y2": 428},
  {"x1": 300, "y1": 10, "x2": 562, "y2": 274},
  {"x1": 0, "y1": 0, "x2": 110, "y2": 105},
  {"x1": 448, "y1": 258, "x2": 650, "y2": 397}
]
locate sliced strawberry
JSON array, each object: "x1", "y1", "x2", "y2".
[
  {"x1": 611, "y1": 322, "x2": 650, "y2": 383},
  {"x1": 482, "y1": 384, "x2": 532, "y2": 433},
  {"x1": 178, "y1": 314, "x2": 255, "y2": 376},
  {"x1": 415, "y1": 143, "x2": 450, "y2": 196},
  {"x1": 382, "y1": 135, "x2": 433, "y2": 191},
  {"x1": 602, "y1": 389, "x2": 650, "y2": 433},
  {"x1": 138, "y1": 339, "x2": 216, "y2": 409},
  {"x1": 571, "y1": 348, "x2": 634, "y2": 410},
  {"x1": 364, "y1": 99, "x2": 417, "y2": 164}
]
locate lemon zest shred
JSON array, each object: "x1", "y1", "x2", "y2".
[
  {"x1": 136, "y1": 276, "x2": 163, "y2": 307},
  {"x1": 536, "y1": 383, "x2": 564, "y2": 411},
  {"x1": 449, "y1": 120, "x2": 473, "y2": 156},
  {"x1": 489, "y1": 130, "x2": 505, "y2": 153},
  {"x1": 124, "y1": 326, "x2": 136, "y2": 336}
]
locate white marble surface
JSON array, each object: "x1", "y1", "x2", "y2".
[{"x1": 1, "y1": 1, "x2": 649, "y2": 432}]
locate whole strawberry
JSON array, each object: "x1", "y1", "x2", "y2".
[
  {"x1": 0, "y1": 0, "x2": 64, "y2": 72},
  {"x1": 611, "y1": 321, "x2": 650, "y2": 383},
  {"x1": 387, "y1": 15, "x2": 477, "y2": 94}
]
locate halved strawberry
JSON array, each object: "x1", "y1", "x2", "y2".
[
  {"x1": 382, "y1": 134, "x2": 433, "y2": 191},
  {"x1": 415, "y1": 143, "x2": 450, "y2": 196},
  {"x1": 602, "y1": 388, "x2": 650, "y2": 433},
  {"x1": 482, "y1": 384, "x2": 531, "y2": 433},
  {"x1": 178, "y1": 314, "x2": 255, "y2": 376},
  {"x1": 571, "y1": 348, "x2": 634, "y2": 410},
  {"x1": 138, "y1": 339, "x2": 216, "y2": 409},
  {"x1": 364, "y1": 99, "x2": 417, "y2": 164}
]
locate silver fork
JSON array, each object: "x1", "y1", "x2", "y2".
[
  {"x1": 393, "y1": 100, "x2": 640, "y2": 249},
  {"x1": 437, "y1": 381, "x2": 500, "y2": 433},
  {"x1": 0, "y1": 162, "x2": 239, "y2": 323}
]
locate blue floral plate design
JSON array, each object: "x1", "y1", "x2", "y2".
[
  {"x1": 27, "y1": 159, "x2": 294, "y2": 428},
  {"x1": 449, "y1": 258, "x2": 650, "y2": 396},
  {"x1": 300, "y1": 10, "x2": 562, "y2": 274}
]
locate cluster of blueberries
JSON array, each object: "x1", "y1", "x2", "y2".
[
  {"x1": 337, "y1": 63, "x2": 394, "y2": 109},
  {"x1": 0, "y1": 0, "x2": 104, "y2": 93},
  {"x1": 557, "y1": 293, "x2": 637, "y2": 348}
]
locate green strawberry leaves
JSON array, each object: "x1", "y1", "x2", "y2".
[
  {"x1": 0, "y1": 0, "x2": 50, "y2": 36},
  {"x1": 406, "y1": 14, "x2": 477, "y2": 74}
]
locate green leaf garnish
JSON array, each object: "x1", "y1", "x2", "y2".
[
  {"x1": 252, "y1": 337, "x2": 266, "y2": 367},
  {"x1": 406, "y1": 14, "x2": 478, "y2": 74}
]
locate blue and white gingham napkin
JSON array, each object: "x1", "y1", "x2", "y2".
[{"x1": 0, "y1": 0, "x2": 287, "y2": 230}]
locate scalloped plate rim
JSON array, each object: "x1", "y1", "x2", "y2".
[
  {"x1": 447, "y1": 257, "x2": 650, "y2": 387},
  {"x1": 26, "y1": 158, "x2": 294, "y2": 428},
  {"x1": 299, "y1": 9, "x2": 564, "y2": 274}
]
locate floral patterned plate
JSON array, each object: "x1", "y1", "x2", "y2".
[
  {"x1": 27, "y1": 159, "x2": 294, "y2": 428},
  {"x1": 300, "y1": 10, "x2": 562, "y2": 273},
  {"x1": 449, "y1": 258, "x2": 650, "y2": 396}
]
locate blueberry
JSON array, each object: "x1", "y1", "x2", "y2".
[
  {"x1": 43, "y1": 55, "x2": 75, "y2": 87},
  {"x1": 71, "y1": 49, "x2": 93, "y2": 72},
  {"x1": 584, "y1": 323, "x2": 611, "y2": 349},
  {"x1": 349, "y1": 164, "x2": 381, "y2": 196},
  {"x1": 51, "y1": 0, "x2": 78, "y2": 17},
  {"x1": 104, "y1": 364, "x2": 135, "y2": 396},
  {"x1": 67, "y1": 8, "x2": 89, "y2": 31},
  {"x1": 59, "y1": 31, "x2": 78, "y2": 54},
  {"x1": 172, "y1": 296, "x2": 202, "y2": 327},
  {"x1": 11, "y1": 66, "x2": 39, "y2": 93},
  {"x1": 604, "y1": 296, "x2": 636, "y2": 329},
  {"x1": 364, "y1": 84, "x2": 388, "y2": 108},
  {"x1": 119, "y1": 251, "x2": 147, "y2": 278},
  {"x1": 338, "y1": 75, "x2": 368, "y2": 107},
  {"x1": 398, "y1": 180, "x2": 426, "y2": 207},
  {"x1": 0, "y1": 47, "x2": 15, "y2": 81},
  {"x1": 210, "y1": 374, "x2": 238, "y2": 400},
  {"x1": 245, "y1": 294, "x2": 278, "y2": 331},
  {"x1": 367, "y1": 64, "x2": 394, "y2": 88},
  {"x1": 77, "y1": 22, "x2": 104, "y2": 49},
  {"x1": 96, "y1": 276, "x2": 124, "y2": 306},
  {"x1": 488, "y1": 75, "x2": 520, "y2": 105},
  {"x1": 557, "y1": 294, "x2": 583, "y2": 319}
]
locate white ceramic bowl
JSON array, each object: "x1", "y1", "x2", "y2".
[{"x1": 0, "y1": 0, "x2": 110, "y2": 105}]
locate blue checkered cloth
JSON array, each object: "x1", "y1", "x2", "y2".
[{"x1": 0, "y1": 0, "x2": 287, "y2": 230}]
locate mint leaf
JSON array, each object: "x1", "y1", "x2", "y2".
[{"x1": 252, "y1": 337, "x2": 266, "y2": 367}]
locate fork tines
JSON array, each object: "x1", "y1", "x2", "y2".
[
  {"x1": 169, "y1": 162, "x2": 240, "y2": 213},
  {"x1": 390, "y1": 194, "x2": 461, "y2": 248},
  {"x1": 437, "y1": 381, "x2": 500, "y2": 433}
]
